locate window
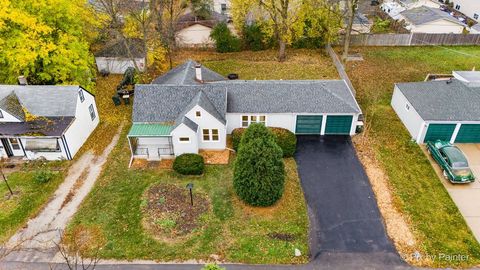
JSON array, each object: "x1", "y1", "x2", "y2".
[
  {"x1": 455, "y1": 4, "x2": 460, "y2": 10},
  {"x1": 195, "y1": 111, "x2": 201, "y2": 117},
  {"x1": 241, "y1": 115, "x2": 267, "y2": 127},
  {"x1": 89, "y1": 104, "x2": 96, "y2": 121},
  {"x1": 9, "y1": 138, "x2": 20, "y2": 150},
  {"x1": 212, "y1": 129, "x2": 219, "y2": 141},
  {"x1": 405, "y1": 103, "x2": 410, "y2": 111},
  {"x1": 78, "y1": 90, "x2": 85, "y2": 103},
  {"x1": 0, "y1": 110, "x2": 3, "y2": 119},
  {"x1": 202, "y1": 129, "x2": 219, "y2": 141},
  {"x1": 221, "y1": 3, "x2": 227, "y2": 14},
  {"x1": 25, "y1": 138, "x2": 60, "y2": 152},
  {"x1": 179, "y1": 137, "x2": 190, "y2": 143},
  {"x1": 474, "y1": 13, "x2": 479, "y2": 20}
]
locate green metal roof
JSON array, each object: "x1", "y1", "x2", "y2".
[{"x1": 128, "y1": 123, "x2": 173, "y2": 137}]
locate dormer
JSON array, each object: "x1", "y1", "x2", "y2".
[{"x1": 0, "y1": 92, "x2": 24, "y2": 122}]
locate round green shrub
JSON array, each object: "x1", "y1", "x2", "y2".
[
  {"x1": 34, "y1": 169, "x2": 54, "y2": 184},
  {"x1": 231, "y1": 126, "x2": 297, "y2": 157},
  {"x1": 233, "y1": 124, "x2": 285, "y2": 206},
  {"x1": 210, "y1": 22, "x2": 241, "y2": 53},
  {"x1": 173, "y1": 154, "x2": 205, "y2": 175}
]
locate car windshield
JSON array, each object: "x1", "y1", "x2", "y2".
[
  {"x1": 453, "y1": 168, "x2": 472, "y2": 177},
  {"x1": 442, "y1": 146, "x2": 469, "y2": 168}
]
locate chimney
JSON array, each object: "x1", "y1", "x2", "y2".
[
  {"x1": 18, "y1": 76, "x2": 28, "y2": 86},
  {"x1": 195, "y1": 64, "x2": 203, "y2": 82}
]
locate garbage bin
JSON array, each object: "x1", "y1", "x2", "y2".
[
  {"x1": 123, "y1": 95, "x2": 130, "y2": 105},
  {"x1": 112, "y1": 95, "x2": 121, "y2": 106}
]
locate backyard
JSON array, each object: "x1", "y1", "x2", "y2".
[
  {"x1": 346, "y1": 46, "x2": 480, "y2": 267},
  {"x1": 65, "y1": 49, "x2": 342, "y2": 264}
]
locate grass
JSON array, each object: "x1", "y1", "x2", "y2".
[
  {"x1": 345, "y1": 46, "x2": 480, "y2": 267},
  {"x1": 67, "y1": 127, "x2": 309, "y2": 264},
  {"x1": 0, "y1": 165, "x2": 66, "y2": 244}
]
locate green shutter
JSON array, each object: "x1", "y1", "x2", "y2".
[
  {"x1": 325, "y1": 115, "x2": 353, "y2": 135},
  {"x1": 423, "y1": 124, "x2": 456, "y2": 143},
  {"x1": 455, "y1": 124, "x2": 480, "y2": 143},
  {"x1": 295, "y1": 115, "x2": 323, "y2": 134}
]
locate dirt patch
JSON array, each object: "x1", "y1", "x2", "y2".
[
  {"x1": 268, "y1": 232, "x2": 296, "y2": 242},
  {"x1": 158, "y1": 159, "x2": 173, "y2": 170},
  {"x1": 353, "y1": 136, "x2": 420, "y2": 264},
  {"x1": 131, "y1": 159, "x2": 148, "y2": 169},
  {"x1": 142, "y1": 183, "x2": 209, "y2": 242},
  {"x1": 199, "y1": 150, "x2": 230, "y2": 165}
]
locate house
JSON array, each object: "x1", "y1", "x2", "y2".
[
  {"x1": 128, "y1": 60, "x2": 362, "y2": 162},
  {"x1": 391, "y1": 71, "x2": 480, "y2": 143},
  {"x1": 0, "y1": 85, "x2": 99, "y2": 160},
  {"x1": 94, "y1": 38, "x2": 146, "y2": 74},
  {"x1": 399, "y1": 6, "x2": 467, "y2": 33},
  {"x1": 213, "y1": 0, "x2": 230, "y2": 15},
  {"x1": 398, "y1": 0, "x2": 440, "y2": 9},
  {"x1": 176, "y1": 12, "x2": 232, "y2": 47},
  {"x1": 451, "y1": 0, "x2": 479, "y2": 22},
  {"x1": 352, "y1": 13, "x2": 373, "y2": 34}
]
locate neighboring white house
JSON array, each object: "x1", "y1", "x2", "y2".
[
  {"x1": 176, "y1": 12, "x2": 234, "y2": 47},
  {"x1": 391, "y1": 71, "x2": 480, "y2": 144},
  {"x1": 451, "y1": 0, "x2": 480, "y2": 22},
  {"x1": 399, "y1": 6, "x2": 467, "y2": 33},
  {"x1": 94, "y1": 38, "x2": 146, "y2": 74},
  {"x1": 0, "y1": 85, "x2": 99, "y2": 160},
  {"x1": 213, "y1": 0, "x2": 230, "y2": 15},
  {"x1": 128, "y1": 60, "x2": 363, "y2": 163}
]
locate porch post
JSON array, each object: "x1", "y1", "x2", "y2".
[{"x1": 127, "y1": 136, "x2": 134, "y2": 168}]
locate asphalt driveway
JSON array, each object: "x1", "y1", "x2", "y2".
[{"x1": 295, "y1": 136, "x2": 401, "y2": 262}]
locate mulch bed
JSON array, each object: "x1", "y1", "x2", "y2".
[
  {"x1": 199, "y1": 150, "x2": 230, "y2": 165},
  {"x1": 142, "y1": 183, "x2": 209, "y2": 242}
]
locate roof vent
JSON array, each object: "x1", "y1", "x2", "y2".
[
  {"x1": 195, "y1": 64, "x2": 203, "y2": 82},
  {"x1": 18, "y1": 76, "x2": 28, "y2": 86}
]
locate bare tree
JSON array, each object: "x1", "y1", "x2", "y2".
[
  {"x1": 0, "y1": 159, "x2": 13, "y2": 196},
  {"x1": 341, "y1": 0, "x2": 359, "y2": 62}
]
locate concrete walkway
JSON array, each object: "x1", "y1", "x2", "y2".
[
  {"x1": 3, "y1": 125, "x2": 123, "y2": 262},
  {"x1": 424, "y1": 144, "x2": 480, "y2": 243}
]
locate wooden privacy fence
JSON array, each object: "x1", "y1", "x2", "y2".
[{"x1": 338, "y1": 33, "x2": 480, "y2": 46}]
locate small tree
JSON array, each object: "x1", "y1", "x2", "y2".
[
  {"x1": 210, "y1": 22, "x2": 241, "y2": 53},
  {"x1": 233, "y1": 124, "x2": 285, "y2": 207},
  {"x1": 243, "y1": 23, "x2": 267, "y2": 51}
]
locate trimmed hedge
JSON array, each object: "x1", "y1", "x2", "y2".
[
  {"x1": 173, "y1": 154, "x2": 205, "y2": 175},
  {"x1": 233, "y1": 124, "x2": 285, "y2": 206},
  {"x1": 231, "y1": 127, "x2": 297, "y2": 157}
]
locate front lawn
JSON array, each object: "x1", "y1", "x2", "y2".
[
  {"x1": 346, "y1": 46, "x2": 480, "y2": 267},
  {"x1": 0, "y1": 163, "x2": 67, "y2": 244},
  {"x1": 67, "y1": 127, "x2": 309, "y2": 264}
]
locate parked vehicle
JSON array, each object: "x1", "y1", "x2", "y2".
[{"x1": 426, "y1": 140, "x2": 475, "y2": 184}]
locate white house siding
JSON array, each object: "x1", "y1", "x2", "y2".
[
  {"x1": 185, "y1": 105, "x2": 226, "y2": 150},
  {"x1": 452, "y1": 0, "x2": 479, "y2": 22},
  {"x1": 226, "y1": 113, "x2": 296, "y2": 134},
  {"x1": 391, "y1": 87, "x2": 426, "y2": 142},
  {"x1": 171, "y1": 124, "x2": 199, "y2": 156},
  {"x1": 408, "y1": 19, "x2": 465, "y2": 33},
  {"x1": 176, "y1": 24, "x2": 214, "y2": 47},
  {"x1": 137, "y1": 137, "x2": 172, "y2": 160},
  {"x1": 63, "y1": 89, "x2": 99, "y2": 159},
  {"x1": 95, "y1": 57, "x2": 146, "y2": 74},
  {"x1": 213, "y1": 0, "x2": 230, "y2": 15},
  {"x1": 0, "y1": 109, "x2": 22, "y2": 122}
]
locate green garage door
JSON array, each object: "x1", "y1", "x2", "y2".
[
  {"x1": 325, "y1": 115, "x2": 353, "y2": 135},
  {"x1": 423, "y1": 124, "x2": 456, "y2": 143},
  {"x1": 455, "y1": 124, "x2": 480, "y2": 143},
  {"x1": 295, "y1": 115, "x2": 323, "y2": 134}
]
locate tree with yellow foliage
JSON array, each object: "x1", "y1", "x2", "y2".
[{"x1": 0, "y1": 0, "x2": 98, "y2": 90}]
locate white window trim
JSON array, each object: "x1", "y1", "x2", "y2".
[
  {"x1": 179, "y1": 137, "x2": 190, "y2": 143},
  {"x1": 0, "y1": 110, "x2": 3, "y2": 119},
  {"x1": 79, "y1": 90, "x2": 85, "y2": 103},
  {"x1": 241, "y1": 115, "x2": 267, "y2": 127},
  {"x1": 405, "y1": 103, "x2": 410, "y2": 111},
  {"x1": 202, "y1": 129, "x2": 220, "y2": 142},
  {"x1": 89, "y1": 104, "x2": 96, "y2": 121}
]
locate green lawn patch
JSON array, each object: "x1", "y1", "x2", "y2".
[
  {"x1": 346, "y1": 46, "x2": 480, "y2": 267},
  {"x1": 0, "y1": 165, "x2": 66, "y2": 244},
  {"x1": 67, "y1": 126, "x2": 309, "y2": 264}
]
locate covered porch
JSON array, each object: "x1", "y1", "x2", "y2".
[{"x1": 127, "y1": 123, "x2": 175, "y2": 167}]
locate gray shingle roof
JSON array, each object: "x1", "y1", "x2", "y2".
[
  {"x1": 396, "y1": 79, "x2": 480, "y2": 121},
  {"x1": 175, "y1": 116, "x2": 199, "y2": 132},
  {"x1": 0, "y1": 117, "x2": 75, "y2": 136},
  {"x1": 0, "y1": 85, "x2": 79, "y2": 117},
  {"x1": 220, "y1": 80, "x2": 361, "y2": 114},
  {"x1": 400, "y1": 6, "x2": 465, "y2": 26},
  {"x1": 133, "y1": 84, "x2": 227, "y2": 123},
  {"x1": 151, "y1": 60, "x2": 226, "y2": 85},
  {"x1": 94, "y1": 38, "x2": 146, "y2": 58},
  {"x1": 0, "y1": 92, "x2": 25, "y2": 121}
]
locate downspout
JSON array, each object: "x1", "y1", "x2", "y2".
[{"x1": 61, "y1": 136, "x2": 72, "y2": 160}]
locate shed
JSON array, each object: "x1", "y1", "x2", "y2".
[{"x1": 94, "y1": 38, "x2": 146, "y2": 74}]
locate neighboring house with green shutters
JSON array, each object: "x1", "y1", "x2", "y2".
[
  {"x1": 128, "y1": 60, "x2": 362, "y2": 164},
  {"x1": 391, "y1": 71, "x2": 480, "y2": 144}
]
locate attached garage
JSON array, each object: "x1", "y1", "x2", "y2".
[
  {"x1": 455, "y1": 124, "x2": 480, "y2": 143},
  {"x1": 295, "y1": 115, "x2": 323, "y2": 134},
  {"x1": 325, "y1": 115, "x2": 353, "y2": 135},
  {"x1": 423, "y1": 124, "x2": 456, "y2": 143}
]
